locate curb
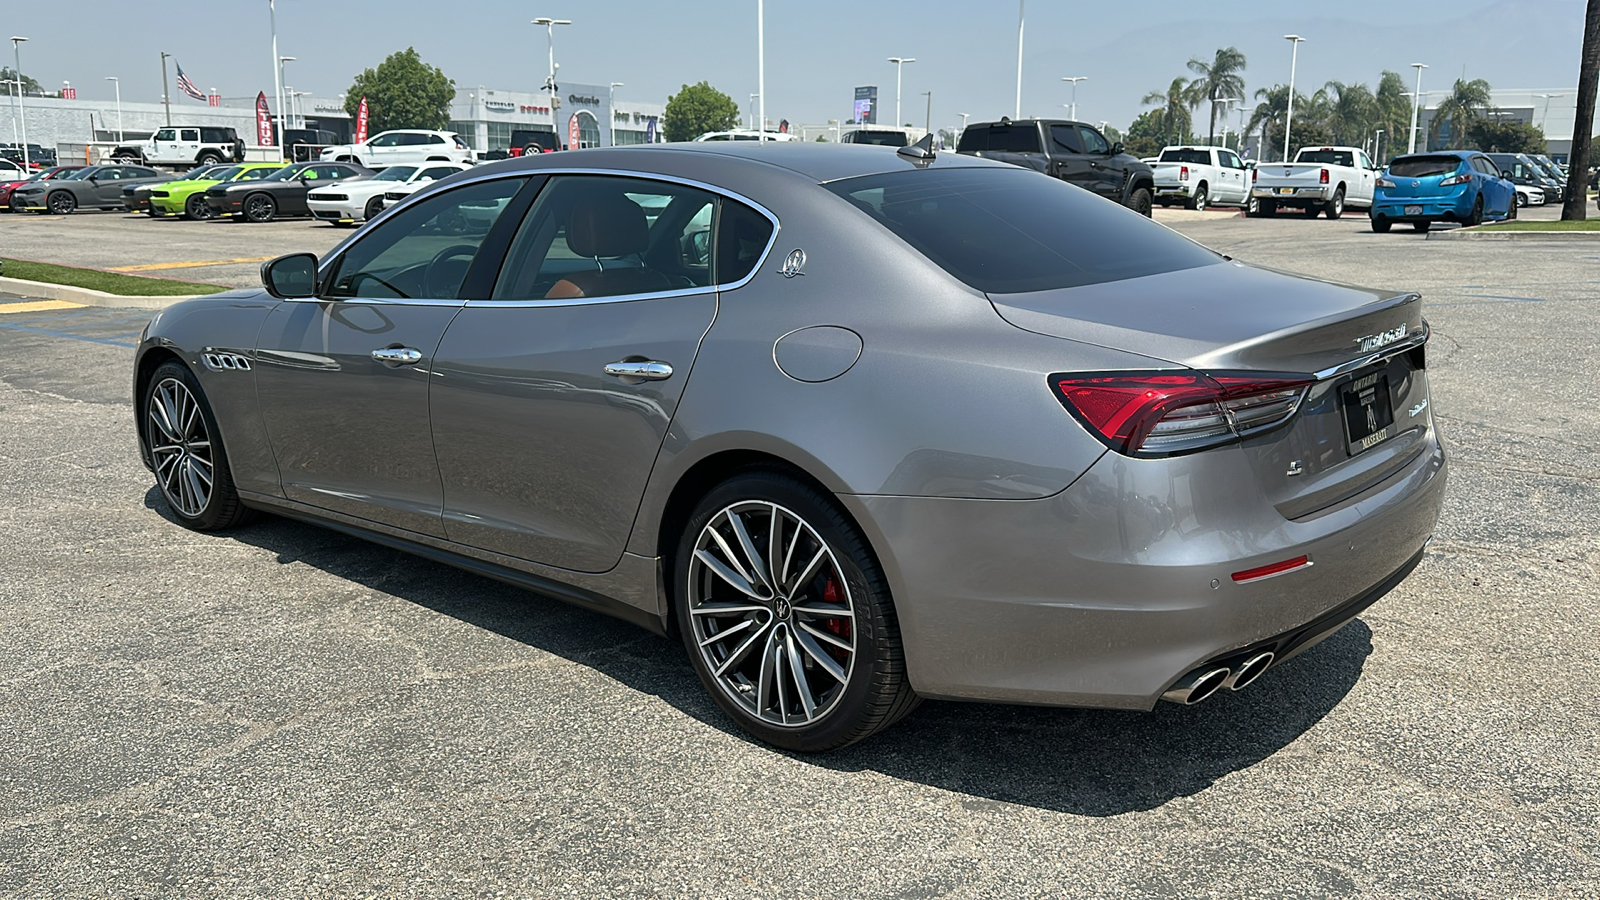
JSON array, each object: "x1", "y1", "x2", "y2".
[
  {"x1": 1427, "y1": 228, "x2": 1600, "y2": 241},
  {"x1": 0, "y1": 276, "x2": 207, "y2": 310}
]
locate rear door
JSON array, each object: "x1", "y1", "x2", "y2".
[{"x1": 430, "y1": 174, "x2": 770, "y2": 572}]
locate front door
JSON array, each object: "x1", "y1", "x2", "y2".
[
  {"x1": 430, "y1": 173, "x2": 753, "y2": 572},
  {"x1": 1046, "y1": 124, "x2": 1096, "y2": 196},
  {"x1": 253, "y1": 174, "x2": 532, "y2": 537},
  {"x1": 1076, "y1": 125, "x2": 1124, "y2": 201}
]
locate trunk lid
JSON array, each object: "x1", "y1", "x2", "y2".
[{"x1": 994, "y1": 262, "x2": 1433, "y2": 518}]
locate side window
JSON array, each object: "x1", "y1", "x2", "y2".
[
  {"x1": 1357, "y1": 151, "x2": 1373, "y2": 170},
  {"x1": 429, "y1": 134, "x2": 448, "y2": 145},
  {"x1": 1077, "y1": 126, "x2": 1110, "y2": 155},
  {"x1": 419, "y1": 166, "x2": 458, "y2": 180},
  {"x1": 180, "y1": 129, "x2": 200, "y2": 143},
  {"x1": 99, "y1": 168, "x2": 125, "y2": 181},
  {"x1": 400, "y1": 133, "x2": 430, "y2": 146},
  {"x1": 239, "y1": 167, "x2": 271, "y2": 181},
  {"x1": 1482, "y1": 158, "x2": 1502, "y2": 178},
  {"x1": 154, "y1": 128, "x2": 176, "y2": 142},
  {"x1": 1220, "y1": 151, "x2": 1241, "y2": 169},
  {"x1": 492, "y1": 175, "x2": 721, "y2": 302},
  {"x1": 325, "y1": 177, "x2": 528, "y2": 300},
  {"x1": 1049, "y1": 125, "x2": 1083, "y2": 154},
  {"x1": 715, "y1": 200, "x2": 775, "y2": 286},
  {"x1": 369, "y1": 133, "x2": 398, "y2": 147}
]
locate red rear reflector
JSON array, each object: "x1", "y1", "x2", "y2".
[{"x1": 1232, "y1": 555, "x2": 1310, "y2": 583}]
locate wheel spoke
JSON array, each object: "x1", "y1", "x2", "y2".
[
  {"x1": 756, "y1": 630, "x2": 778, "y2": 717},
  {"x1": 693, "y1": 549, "x2": 763, "y2": 600},
  {"x1": 705, "y1": 525, "x2": 756, "y2": 588},
  {"x1": 797, "y1": 620, "x2": 853, "y2": 653},
  {"x1": 793, "y1": 603, "x2": 853, "y2": 620},
  {"x1": 773, "y1": 635, "x2": 791, "y2": 724},
  {"x1": 712, "y1": 618, "x2": 773, "y2": 678},
  {"x1": 690, "y1": 599, "x2": 766, "y2": 617},
  {"x1": 794, "y1": 629, "x2": 848, "y2": 684},
  {"x1": 784, "y1": 630, "x2": 818, "y2": 719},
  {"x1": 767, "y1": 504, "x2": 784, "y2": 592},
  {"x1": 148, "y1": 402, "x2": 178, "y2": 443},
  {"x1": 786, "y1": 547, "x2": 827, "y2": 596},
  {"x1": 698, "y1": 617, "x2": 754, "y2": 649},
  {"x1": 725, "y1": 508, "x2": 771, "y2": 591}
]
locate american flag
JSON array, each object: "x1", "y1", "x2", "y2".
[{"x1": 175, "y1": 62, "x2": 206, "y2": 101}]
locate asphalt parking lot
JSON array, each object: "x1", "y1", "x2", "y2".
[{"x1": 1, "y1": 205, "x2": 1597, "y2": 898}]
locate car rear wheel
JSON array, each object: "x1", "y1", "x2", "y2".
[
  {"x1": 1126, "y1": 186, "x2": 1153, "y2": 218},
  {"x1": 185, "y1": 194, "x2": 214, "y2": 221},
  {"x1": 1371, "y1": 214, "x2": 1392, "y2": 233},
  {"x1": 1412, "y1": 221, "x2": 1430, "y2": 233},
  {"x1": 242, "y1": 193, "x2": 276, "y2": 223},
  {"x1": 1325, "y1": 188, "x2": 1345, "y2": 219},
  {"x1": 1515, "y1": 191, "x2": 1528, "y2": 208},
  {"x1": 1185, "y1": 185, "x2": 1208, "y2": 211},
  {"x1": 196, "y1": 151, "x2": 223, "y2": 165},
  {"x1": 142, "y1": 361, "x2": 252, "y2": 531},
  {"x1": 1464, "y1": 195, "x2": 1484, "y2": 227},
  {"x1": 1303, "y1": 205, "x2": 1321, "y2": 218},
  {"x1": 1246, "y1": 196, "x2": 1260, "y2": 215},
  {"x1": 675, "y1": 470, "x2": 918, "y2": 752},
  {"x1": 364, "y1": 195, "x2": 384, "y2": 221},
  {"x1": 46, "y1": 191, "x2": 75, "y2": 215},
  {"x1": 1507, "y1": 192, "x2": 1518, "y2": 219}
]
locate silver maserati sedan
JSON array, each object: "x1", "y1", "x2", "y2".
[{"x1": 133, "y1": 140, "x2": 1446, "y2": 752}]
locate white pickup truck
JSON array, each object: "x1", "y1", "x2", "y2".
[
  {"x1": 1249, "y1": 146, "x2": 1379, "y2": 219},
  {"x1": 1150, "y1": 145, "x2": 1252, "y2": 211}
]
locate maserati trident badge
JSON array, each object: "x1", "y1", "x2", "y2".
[{"x1": 779, "y1": 248, "x2": 807, "y2": 278}]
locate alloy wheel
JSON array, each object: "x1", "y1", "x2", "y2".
[
  {"x1": 686, "y1": 501, "x2": 857, "y2": 728},
  {"x1": 147, "y1": 376, "x2": 215, "y2": 518},
  {"x1": 48, "y1": 192, "x2": 75, "y2": 215}
]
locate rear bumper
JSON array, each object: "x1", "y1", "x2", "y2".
[
  {"x1": 1372, "y1": 190, "x2": 1473, "y2": 221},
  {"x1": 849, "y1": 421, "x2": 1447, "y2": 709},
  {"x1": 1254, "y1": 185, "x2": 1332, "y2": 205}
]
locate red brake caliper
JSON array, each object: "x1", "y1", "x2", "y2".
[{"x1": 822, "y1": 577, "x2": 852, "y2": 664}]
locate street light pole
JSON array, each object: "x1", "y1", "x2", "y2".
[
  {"x1": 888, "y1": 57, "x2": 916, "y2": 128},
  {"x1": 9, "y1": 36, "x2": 27, "y2": 168},
  {"x1": 1408, "y1": 63, "x2": 1427, "y2": 154},
  {"x1": 532, "y1": 17, "x2": 571, "y2": 146},
  {"x1": 922, "y1": 90, "x2": 931, "y2": 134},
  {"x1": 757, "y1": 0, "x2": 765, "y2": 140},
  {"x1": 1061, "y1": 76, "x2": 1087, "y2": 121},
  {"x1": 267, "y1": 0, "x2": 282, "y2": 145},
  {"x1": 1015, "y1": 0, "x2": 1026, "y2": 118},
  {"x1": 1534, "y1": 93, "x2": 1562, "y2": 131},
  {"x1": 1282, "y1": 35, "x2": 1304, "y2": 162},
  {"x1": 277, "y1": 56, "x2": 295, "y2": 143},
  {"x1": 749, "y1": 94, "x2": 759, "y2": 130},
  {"x1": 1374, "y1": 128, "x2": 1383, "y2": 163},
  {"x1": 608, "y1": 82, "x2": 623, "y2": 146},
  {"x1": 105, "y1": 76, "x2": 123, "y2": 142}
]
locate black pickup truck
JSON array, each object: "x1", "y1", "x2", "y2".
[{"x1": 956, "y1": 118, "x2": 1154, "y2": 216}]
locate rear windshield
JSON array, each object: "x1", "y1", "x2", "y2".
[
  {"x1": 957, "y1": 124, "x2": 1042, "y2": 153},
  {"x1": 1159, "y1": 149, "x2": 1212, "y2": 164},
  {"x1": 827, "y1": 167, "x2": 1220, "y2": 294},
  {"x1": 1389, "y1": 156, "x2": 1463, "y2": 178},
  {"x1": 1296, "y1": 149, "x2": 1354, "y2": 167},
  {"x1": 848, "y1": 131, "x2": 911, "y2": 147}
]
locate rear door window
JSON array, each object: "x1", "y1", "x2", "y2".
[
  {"x1": 714, "y1": 199, "x2": 774, "y2": 285},
  {"x1": 180, "y1": 129, "x2": 200, "y2": 143},
  {"x1": 827, "y1": 167, "x2": 1220, "y2": 294}
]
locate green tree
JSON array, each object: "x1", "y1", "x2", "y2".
[
  {"x1": 343, "y1": 48, "x2": 456, "y2": 133},
  {"x1": 1247, "y1": 84, "x2": 1305, "y2": 161},
  {"x1": 1563, "y1": 0, "x2": 1598, "y2": 219},
  {"x1": 661, "y1": 81, "x2": 739, "y2": 142},
  {"x1": 1429, "y1": 77, "x2": 1493, "y2": 149},
  {"x1": 1125, "y1": 109, "x2": 1188, "y2": 157},
  {"x1": 0, "y1": 66, "x2": 42, "y2": 96},
  {"x1": 1140, "y1": 77, "x2": 1193, "y2": 148},
  {"x1": 1373, "y1": 71, "x2": 1413, "y2": 162},
  {"x1": 1186, "y1": 47, "x2": 1248, "y2": 144},
  {"x1": 1322, "y1": 80, "x2": 1376, "y2": 147},
  {"x1": 1465, "y1": 118, "x2": 1547, "y2": 153}
]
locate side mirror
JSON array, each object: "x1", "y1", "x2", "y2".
[
  {"x1": 1110, "y1": 141, "x2": 1125, "y2": 156},
  {"x1": 261, "y1": 253, "x2": 318, "y2": 299}
]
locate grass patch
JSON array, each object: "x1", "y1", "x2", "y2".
[
  {"x1": 0, "y1": 258, "x2": 227, "y2": 296},
  {"x1": 1480, "y1": 219, "x2": 1600, "y2": 232}
]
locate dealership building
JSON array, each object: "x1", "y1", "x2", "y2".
[{"x1": 4, "y1": 80, "x2": 662, "y2": 158}]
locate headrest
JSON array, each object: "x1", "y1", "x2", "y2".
[{"x1": 566, "y1": 192, "x2": 649, "y2": 258}]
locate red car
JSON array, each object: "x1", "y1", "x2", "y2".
[{"x1": 2, "y1": 165, "x2": 85, "y2": 212}]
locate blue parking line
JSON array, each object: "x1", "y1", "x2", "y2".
[{"x1": 0, "y1": 322, "x2": 136, "y2": 348}]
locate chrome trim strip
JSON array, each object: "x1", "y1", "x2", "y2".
[
  {"x1": 465, "y1": 285, "x2": 717, "y2": 310},
  {"x1": 280, "y1": 296, "x2": 466, "y2": 307},
  {"x1": 1314, "y1": 325, "x2": 1429, "y2": 382}
]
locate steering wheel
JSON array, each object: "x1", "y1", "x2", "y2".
[{"x1": 423, "y1": 244, "x2": 479, "y2": 299}]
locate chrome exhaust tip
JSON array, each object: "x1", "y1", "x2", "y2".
[
  {"x1": 1161, "y1": 667, "x2": 1231, "y2": 705},
  {"x1": 1226, "y1": 651, "x2": 1275, "y2": 691}
]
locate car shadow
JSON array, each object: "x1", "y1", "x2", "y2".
[{"x1": 149, "y1": 490, "x2": 1372, "y2": 817}]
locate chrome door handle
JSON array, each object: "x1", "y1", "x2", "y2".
[
  {"x1": 604, "y1": 360, "x2": 674, "y2": 381},
  {"x1": 371, "y1": 347, "x2": 423, "y2": 365}
]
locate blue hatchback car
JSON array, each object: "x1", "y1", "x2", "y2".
[{"x1": 1371, "y1": 150, "x2": 1516, "y2": 233}]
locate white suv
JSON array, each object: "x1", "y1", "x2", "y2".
[
  {"x1": 319, "y1": 130, "x2": 473, "y2": 168},
  {"x1": 112, "y1": 126, "x2": 245, "y2": 167}
]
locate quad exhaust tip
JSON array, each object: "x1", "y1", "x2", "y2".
[
  {"x1": 1161, "y1": 667, "x2": 1231, "y2": 705},
  {"x1": 1226, "y1": 651, "x2": 1275, "y2": 691}
]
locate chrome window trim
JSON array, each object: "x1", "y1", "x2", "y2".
[
  {"x1": 280, "y1": 296, "x2": 466, "y2": 308},
  {"x1": 316, "y1": 167, "x2": 782, "y2": 309}
]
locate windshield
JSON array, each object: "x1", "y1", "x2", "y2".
[
  {"x1": 61, "y1": 168, "x2": 96, "y2": 181},
  {"x1": 828, "y1": 167, "x2": 1219, "y2": 294},
  {"x1": 1296, "y1": 149, "x2": 1355, "y2": 167},
  {"x1": 1389, "y1": 156, "x2": 1463, "y2": 178},
  {"x1": 1526, "y1": 158, "x2": 1561, "y2": 180},
  {"x1": 373, "y1": 166, "x2": 418, "y2": 182},
  {"x1": 1159, "y1": 149, "x2": 1212, "y2": 164},
  {"x1": 207, "y1": 166, "x2": 244, "y2": 181}
]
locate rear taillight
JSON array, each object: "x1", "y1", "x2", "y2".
[
  {"x1": 1251, "y1": 167, "x2": 1258, "y2": 183},
  {"x1": 1051, "y1": 371, "x2": 1312, "y2": 457},
  {"x1": 1439, "y1": 171, "x2": 1470, "y2": 186},
  {"x1": 1180, "y1": 165, "x2": 1190, "y2": 182},
  {"x1": 1376, "y1": 176, "x2": 1396, "y2": 188},
  {"x1": 1319, "y1": 168, "x2": 1329, "y2": 184}
]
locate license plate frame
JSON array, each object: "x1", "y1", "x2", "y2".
[
  {"x1": 1341, "y1": 368, "x2": 1396, "y2": 456},
  {"x1": 1277, "y1": 187, "x2": 1295, "y2": 195},
  {"x1": 1404, "y1": 205, "x2": 1423, "y2": 216}
]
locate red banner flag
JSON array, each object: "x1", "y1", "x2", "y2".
[
  {"x1": 355, "y1": 96, "x2": 369, "y2": 144},
  {"x1": 255, "y1": 91, "x2": 275, "y2": 146},
  {"x1": 567, "y1": 113, "x2": 581, "y2": 151},
  {"x1": 208, "y1": 90, "x2": 221, "y2": 108}
]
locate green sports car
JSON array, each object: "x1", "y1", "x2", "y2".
[{"x1": 148, "y1": 162, "x2": 283, "y2": 220}]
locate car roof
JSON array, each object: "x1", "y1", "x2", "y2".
[{"x1": 496, "y1": 141, "x2": 1015, "y2": 184}]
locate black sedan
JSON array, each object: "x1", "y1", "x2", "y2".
[
  {"x1": 204, "y1": 161, "x2": 373, "y2": 222},
  {"x1": 11, "y1": 164, "x2": 169, "y2": 215}
]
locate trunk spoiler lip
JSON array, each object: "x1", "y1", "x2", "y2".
[{"x1": 1312, "y1": 319, "x2": 1429, "y2": 382}]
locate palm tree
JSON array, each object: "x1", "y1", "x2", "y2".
[
  {"x1": 1140, "y1": 77, "x2": 1193, "y2": 148},
  {"x1": 1373, "y1": 71, "x2": 1412, "y2": 162},
  {"x1": 1563, "y1": 0, "x2": 1598, "y2": 220},
  {"x1": 1186, "y1": 47, "x2": 1248, "y2": 144},
  {"x1": 1247, "y1": 84, "x2": 1304, "y2": 161},
  {"x1": 1323, "y1": 80, "x2": 1376, "y2": 147},
  {"x1": 1429, "y1": 78, "x2": 1493, "y2": 149}
]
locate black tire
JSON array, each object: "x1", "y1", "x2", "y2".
[
  {"x1": 364, "y1": 195, "x2": 384, "y2": 221},
  {"x1": 1186, "y1": 184, "x2": 1208, "y2": 211},
  {"x1": 673, "y1": 470, "x2": 918, "y2": 752},
  {"x1": 185, "y1": 194, "x2": 214, "y2": 221},
  {"x1": 1303, "y1": 205, "x2": 1321, "y2": 218},
  {"x1": 1325, "y1": 188, "x2": 1345, "y2": 219},
  {"x1": 1126, "y1": 186, "x2": 1153, "y2": 217},
  {"x1": 242, "y1": 192, "x2": 276, "y2": 223},
  {"x1": 1464, "y1": 195, "x2": 1484, "y2": 227},
  {"x1": 141, "y1": 361, "x2": 253, "y2": 531},
  {"x1": 8, "y1": 194, "x2": 24, "y2": 213},
  {"x1": 46, "y1": 191, "x2": 76, "y2": 215},
  {"x1": 1507, "y1": 192, "x2": 1518, "y2": 219},
  {"x1": 1412, "y1": 221, "x2": 1430, "y2": 233},
  {"x1": 1371, "y1": 215, "x2": 1392, "y2": 233},
  {"x1": 1258, "y1": 199, "x2": 1278, "y2": 216},
  {"x1": 196, "y1": 151, "x2": 223, "y2": 165},
  {"x1": 1516, "y1": 191, "x2": 1528, "y2": 208}
]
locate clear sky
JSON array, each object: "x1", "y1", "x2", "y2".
[{"x1": 3, "y1": 0, "x2": 1589, "y2": 134}]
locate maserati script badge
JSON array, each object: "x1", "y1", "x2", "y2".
[{"x1": 1355, "y1": 325, "x2": 1408, "y2": 353}]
